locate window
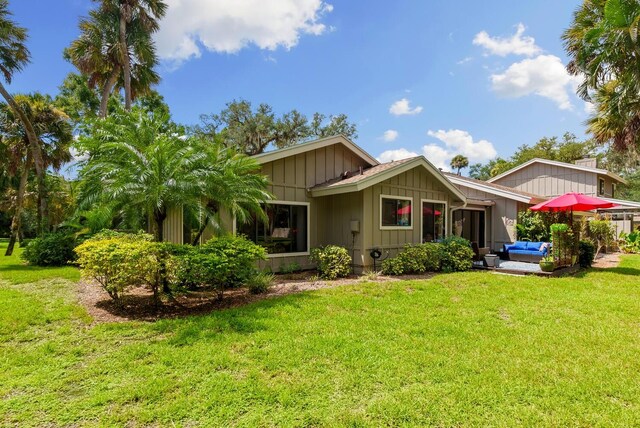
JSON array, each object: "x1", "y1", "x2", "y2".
[
  {"x1": 238, "y1": 202, "x2": 309, "y2": 255},
  {"x1": 422, "y1": 200, "x2": 446, "y2": 242},
  {"x1": 612, "y1": 183, "x2": 617, "y2": 199},
  {"x1": 599, "y1": 178, "x2": 605, "y2": 196},
  {"x1": 380, "y1": 196, "x2": 412, "y2": 228}
]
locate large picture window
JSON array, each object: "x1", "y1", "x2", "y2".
[
  {"x1": 422, "y1": 200, "x2": 446, "y2": 242},
  {"x1": 239, "y1": 202, "x2": 309, "y2": 255},
  {"x1": 381, "y1": 196, "x2": 412, "y2": 228}
]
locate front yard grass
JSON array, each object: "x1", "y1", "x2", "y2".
[{"x1": 0, "y1": 242, "x2": 639, "y2": 426}]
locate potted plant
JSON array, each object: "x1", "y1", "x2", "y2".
[{"x1": 539, "y1": 255, "x2": 555, "y2": 272}]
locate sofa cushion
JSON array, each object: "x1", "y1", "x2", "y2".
[
  {"x1": 509, "y1": 249, "x2": 544, "y2": 256},
  {"x1": 526, "y1": 242, "x2": 544, "y2": 251}
]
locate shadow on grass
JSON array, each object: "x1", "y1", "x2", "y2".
[
  {"x1": 88, "y1": 282, "x2": 318, "y2": 325},
  {"x1": 574, "y1": 266, "x2": 640, "y2": 278}
]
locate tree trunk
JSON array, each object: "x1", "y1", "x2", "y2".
[
  {"x1": 99, "y1": 69, "x2": 119, "y2": 118},
  {"x1": 5, "y1": 155, "x2": 32, "y2": 256},
  {"x1": 0, "y1": 81, "x2": 48, "y2": 236},
  {"x1": 119, "y1": 6, "x2": 132, "y2": 111},
  {"x1": 191, "y1": 215, "x2": 210, "y2": 246},
  {"x1": 154, "y1": 209, "x2": 166, "y2": 242}
]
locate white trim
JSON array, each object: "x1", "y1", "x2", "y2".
[
  {"x1": 447, "y1": 174, "x2": 539, "y2": 204},
  {"x1": 311, "y1": 156, "x2": 467, "y2": 202},
  {"x1": 250, "y1": 200, "x2": 311, "y2": 258},
  {"x1": 380, "y1": 194, "x2": 414, "y2": 230},
  {"x1": 487, "y1": 158, "x2": 627, "y2": 185},
  {"x1": 420, "y1": 198, "x2": 448, "y2": 243},
  {"x1": 252, "y1": 135, "x2": 379, "y2": 167}
]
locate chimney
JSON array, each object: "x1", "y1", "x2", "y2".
[{"x1": 575, "y1": 157, "x2": 597, "y2": 168}]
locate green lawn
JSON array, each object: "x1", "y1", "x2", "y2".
[{"x1": 1, "y1": 243, "x2": 639, "y2": 427}]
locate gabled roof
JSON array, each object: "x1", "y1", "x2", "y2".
[
  {"x1": 310, "y1": 156, "x2": 467, "y2": 202},
  {"x1": 487, "y1": 158, "x2": 627, "y2": 185},
  {"x1": 252, "y1": 134, "x2": 379, "y2": 167},
  {"x1": 444, "y1": 172, "x2": 546, "y2": 204}
]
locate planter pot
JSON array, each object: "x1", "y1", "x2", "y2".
[
  {"x1": 484, "y1": 254, "x2": 500, "y2": 268},
  {"x1": 539, "y1": 261, "x2": 555, "y2": 272}
]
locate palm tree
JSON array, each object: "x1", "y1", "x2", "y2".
[
  {"x1": 75, "y1": 106, "x2": 272, "y2": 242},
  {"x1": 450, "y1": 154, "x2": 469, "y2": 175},
  {"x1": 97, "y1": 0, "x2": 167, "y2": 111},
  {"x1": 563, "y1": 0, "x2": 640, "y2": 151},
  {"x1": 1, "y1": 94, "x2": 73, "y2": 255},
  {"x1": 68, "y1": 5, "x2": 160, "y2": 117},
  {"x1": 0, "y1": 0, "x2": 48, "y2": 234}
]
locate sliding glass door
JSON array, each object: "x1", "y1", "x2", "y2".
[{"x1": 453, "y1": 209, "x2": 486, "y2": 246}]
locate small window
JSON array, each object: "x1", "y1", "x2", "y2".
[
  {"x1": 612, "y1": 183, "x2": 617, "y2": 199},
  {"x1": 599, "y1": 178, "x2": 605, "y2": 196},
  {"x1": 381, "y1": 196, "x2": 412, "y2": 228}
]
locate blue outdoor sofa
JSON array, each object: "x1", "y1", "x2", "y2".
[{"x1": 503, "y1": 241, "x2": 551, "y2": 263}]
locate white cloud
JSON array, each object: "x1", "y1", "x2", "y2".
[
  {"x1": 389, "y1": 98, "x2": 423, "y2": 116},
  {"x1": 422, "y1": 129, "x2": 497, "y2": 171},
  {"x1": 155, "y1": 0, "x2": 333, "y2": 65},
  {"x1": 490, "y1": 55, "x2": 582, "y2": 110},
  {"x1": 381, "y1": 129, "x2": 399, "y2": 142},
  {"x1": 457, "y1": 56, "x2": 473, "y2": 65},
  {"x1": 584, "y1": 101, "x2": 596, "y2": 115},
  {"x1": 376, "y1": 148, "x2": 418, "y2": 163},
  {"x1": 473, "y1": 23, "x2": 541, "y2": 57}
]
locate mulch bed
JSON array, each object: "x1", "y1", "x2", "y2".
[{"x1": 76, "y1": 271, "x2": 428, "y2": 324}]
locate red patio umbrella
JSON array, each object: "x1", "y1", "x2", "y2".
[{"x1": 529, "y1": 192, "x2": 617, "y2": 212}]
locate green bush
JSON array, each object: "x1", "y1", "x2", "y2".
[
  {"x1": 75, "y1": 234, "x2": 169, "y2": 302},
  {"x1": 247, "y1": 272, "x2": 275, "y2": 294},
  {"x1": 310, "y1": 245, "x2": 352, "y2": 280},
  {"x1": 439, "y1": 236, "x2": 474, "y2": 273},
  {"x1": 279, "y1": 262, "x2": 302, "y2": 274},
  {"x1": 381, "y1": 257, "x2": 405, "y2": 276},
  {"x1": 619, "y1": 231, "x2": 640, "y2": 254},
  {"x1": 22, "y1": 232, "x2": 77, "y2": 266},
  {"x1": 578, "y1": 240, "x2": 596, "y2": 268}
]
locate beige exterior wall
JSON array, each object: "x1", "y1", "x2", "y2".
[
  {"x1": 360, "y1": 166, "x2": 460, "y2": 267},
  {"x1": 597, "y1": 174, "x2": 617, "y2": 198},
  {"x1": 162, "y1": 206, "x2": 183, "y2": 244},
  {"x1": 493, "y1": 163, "x2": 597, "y2": 197},
  {"x1": 454, "y1": 185, "x2": 520, "y2": 251}
]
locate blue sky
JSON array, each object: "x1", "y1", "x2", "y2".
[{"x1": 8, "y1": 0, "x2": 587, "y2": 171}]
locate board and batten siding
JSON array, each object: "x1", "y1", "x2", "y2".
[
  {"x1": 453, "y1": 185, "x2": 521, "y2": 251},
  {"x1": 360, "y1": 166, "x2": 457, "y2": 264},
  {"x1": 257, "y1": 143, "x2": 371, "y2": 271},
  {"x1": 493, "y1": 163, "x2": 597, "y2": 197}
]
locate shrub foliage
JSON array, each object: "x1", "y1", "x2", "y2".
[
  {"x1": 578, "y1": 240, "x2": 596, "y2": 268},
  {"x1": 310, "y1": 245, "x2": 352, "y2": 280},
  {"x1": 439, "y1": 236, "x2": 474, "y2": 273},
  {"x1": 22, "y1": 232, "x2": 77, "y2": 266}
]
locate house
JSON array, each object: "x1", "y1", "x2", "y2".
[
  {"x1": 443, "y1": 173, "x2": 546, "y2": 252},
  {"x1": 489, "y1": 157, "x2": 639, "y2": 235},
  {"x1": 164, "y1": 135, "x2": 466, "y2": 271}
]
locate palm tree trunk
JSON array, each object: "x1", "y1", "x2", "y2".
[
  {"x1": 0, "y1": 81, "x2": 48, "y2": 236},
  {"x1": 119, "y1": 6, "x2": 132, "y2": 111},
  {"x1": 5, "y1": 155, "x2": 32, "y2": 256},
  {"x1": 99, "y1": 69, "x2": 119, "y2": 118},
  {"x1": 154, "y1": 209, "x2": 166, "y2": 242}
]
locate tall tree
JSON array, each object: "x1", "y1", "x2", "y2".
[
  {"x1": 98, "y1": 0, "x2": 167, "y2": 111},
  {"x1": 450, "y1": 155, "x2": 469, "y2": 175},
  {"x1": 564, "y1": 0, "x2": 640, "y2": 152},
  {"x1": 0, "y1": 0, "x2": 48, "y2": 235},
  {"x1": 196, "y1": 99, "x2": 358, "y2": 155},
  {"x1": 1, "y1": 94, "x2": 73, "y2": 255},
  {"x1": 68, "y1": 3, "x2": 160, "y2": 117},
  {"x1": 76, "y1": 106, "x2": 272, "y2": 241}
]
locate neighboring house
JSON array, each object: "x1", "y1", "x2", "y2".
[
  {"x1": 164, "y1": 135, "x2": 466, "y2": 272},
  {"x1": 489, "y1": 157, "x2": 639, "y2": 235},
  {"x1": 443, "y1": 173, "x2": 546, "y2": 252}
]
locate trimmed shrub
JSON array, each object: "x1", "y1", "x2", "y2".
[
  {"x1": 75, "y1": 234, "x2": 168, "y2": 302},
  {"x1": 310, "y1": 245, "x2": 352, "y2": 280},
  {"x1": 399, "y1": 243, "x2": 442, "y2": 273},
  {"x1": 381, "y1": 257, "x2": 405, "y2": 276},
  {"x1": 439, "y1": 236, "x2": 474, "y2": 273},
  {"x1": 22, "y1": 232, "x2": 77, "y2": 266},
  {"x1": 619, "y1": 231, "x2": 640, "y2": 254},
  {"x1": 578, "y1": 240, "x2": 596, "y2": 268},
  {"x1": 247, "y1": 272, "x2": 275, "y2": 294}
]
